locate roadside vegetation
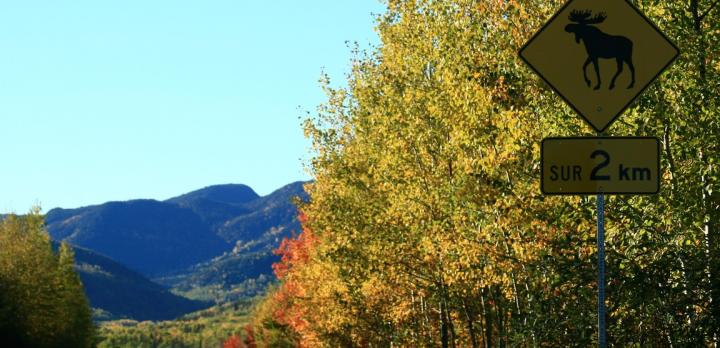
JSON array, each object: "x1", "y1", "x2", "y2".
[
  {"x1": 242, "y1": 0, "x2": 720, "y2": 346},
  {"x1": 0, "y1": 211, "x2": 95, "y2": 348}
]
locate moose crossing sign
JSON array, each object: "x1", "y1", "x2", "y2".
[{"x1": 519, "y1": 0, "x2": 679, "y2": 132}]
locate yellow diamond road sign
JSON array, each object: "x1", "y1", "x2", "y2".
[{"x1": 519, "y1": 0, "x2": 679, "y2": 132}]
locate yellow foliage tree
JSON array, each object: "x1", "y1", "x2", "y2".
[{"x1": 256, "y1": 0, "x2": 720, "y2": 346}]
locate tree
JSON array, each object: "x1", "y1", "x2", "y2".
[
  {"x1": 0, "y1": 210, "x2": 96, "y2": 348},
  {"x1": 252, "y1": 0, "x2": 720, "y2": 346},
  {"x1": 57, "y1": 242, "x2": 96, "y2": 347},
  {"x1": 223, "y1": 335, "x2": 244, "y2": 348}
]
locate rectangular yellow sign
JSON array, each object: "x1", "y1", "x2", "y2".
[{"x1": 541, "y1": 137, "x2": 659, "y2": 194}]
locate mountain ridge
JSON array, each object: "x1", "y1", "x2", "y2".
[
  {"x1": 45, "y1": 181, "x2": 309, "y2": 309},
  {"x1": 166, "y1": 183, "x2": 260, "y2": 206},
  {"x1": 46, "y1": 199, "x2": 230, "y2": 277}
]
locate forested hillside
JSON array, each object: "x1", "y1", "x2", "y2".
[
  {"x1": 46, "y1": 182, "x2": 307, "y2": 282},
  {"x1": 63, "y1": 243, "x2": 210, "y2": 321},
  {"x1": 45, "y1": 199, "x2": 230, "y2": 277},
  {"x1": 97, "y1": 300, "x2": 256, "y2": 348},
  {"x1": 41, "y1": 182, "x2": 307, "y2": 323},
  {"x1": 241, "y1": 0, "x2": 720, "y2": 347},
  {"x1": 157, "y1": 182, "x2": 308, "y2": 302},
  {"x1": 1, "y1": 182, "x2": 307, "y2": 346}
]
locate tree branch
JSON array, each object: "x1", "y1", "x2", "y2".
[{"x1": 700, "y1": 0, "x2": 720, "y2": 21}]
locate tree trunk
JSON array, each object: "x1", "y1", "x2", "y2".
[
  {"x1": 481, "y1": 288, "x2": 493, "y2": 348},
  {"x1": 441, "y1": 300, "x2": 449, "y2": 348},
  {"x1": 445, "y1": 296, "x2": 457, "y2": 348},
  {"x1": 494, "y1": 287, "x2": 505, "y2": 348},
  {"x1": 462, "y1": 298, "x2": 479, "y2": 348}
]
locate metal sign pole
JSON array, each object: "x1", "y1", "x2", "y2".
[{"x1": 597, "y1": 193, "x2": 606, "y2": 348}]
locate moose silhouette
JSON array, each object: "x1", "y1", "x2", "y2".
[{"x1": 564, "y1": 10, "x2": 635, "y2": 90}]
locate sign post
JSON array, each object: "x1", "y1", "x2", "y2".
[
  {"x1": 518, "y1": 0, "x2": 678, "y2": 345},
  {"x1": 597, "y1": 191, "x2": 606, "y2": 347}
]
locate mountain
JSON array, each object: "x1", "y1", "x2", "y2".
[
  {"x1": 167, "y1": 184, "x2": 260, "y2": 206},
  {"x1": 165, "y1": 185, "x2": 257, "y2": 233},
  {"x1": 166, "y1": 181, "x2": 307, "y2": 246},
  {"x1": 53, "y1": 242, "x2": 210, "y2": 321},
  {"x1": 46, "y1": 181, "x2": 309, "y2": 300},
  {"x1": 46, "y1": 200, "x2": 230, "y2": 277},
  {"x1": 215, "y1": 181, "x2": 307, "y2": 246},
  {"x1": 156, "y1": 182, "x2": 308, "y2": 301}
]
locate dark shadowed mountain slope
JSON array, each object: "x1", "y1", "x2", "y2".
[
  {"x1": 52, "y1": 242, "x2": 210, "y2": 321},
  {"x1": 46, "y1": 200, "x2": 230, "y2": 277}
]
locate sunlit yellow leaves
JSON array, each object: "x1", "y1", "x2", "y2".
[{"x1": 261, "y1": 0, "x2": 720, "y2": 346}]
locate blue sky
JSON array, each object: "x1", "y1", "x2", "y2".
[{"x1": 0, "y1": 1, "x2": 383, "y2": 212}]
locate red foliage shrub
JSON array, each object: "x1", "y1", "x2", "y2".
[
  {"x1": 223, "y1": 335, "x2": 244, "y2": 348},
  {"x1": 270, "y1": 211, "x2": 319, "y2": 340},
  {"x1": 243, "y1": 324, "x2": 257, "y2": 348}
]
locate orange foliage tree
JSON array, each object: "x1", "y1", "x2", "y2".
[
  {"x1": 222, "y1": 335, "x2": 243, "y2": 348},
  {"x1": 269, "y1": 212, "x2": 320, "y2": 345}
]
